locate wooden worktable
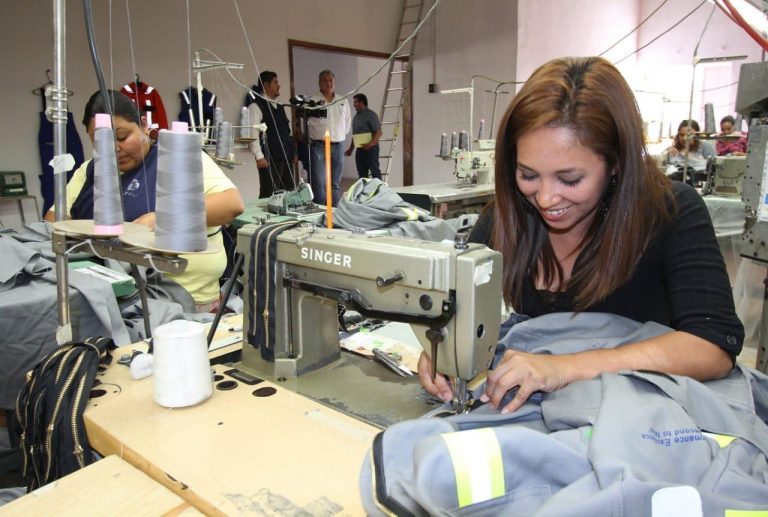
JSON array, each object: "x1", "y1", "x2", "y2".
[
  {"x1": 83, "y1": 334, "x2": 378, "y2": 516},
  {"x1": 1, "y1": 455, "x2": 199, "y2": 516}
]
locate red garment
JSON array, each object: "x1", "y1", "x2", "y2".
[
  {"x1": 120, "y1": 81, "x2": 169, "y2": 130},
  {"x1": 716, "y1": 134, "x2": 748, "y2": 156}
]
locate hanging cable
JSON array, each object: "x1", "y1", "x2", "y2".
[
  {"x1": 599, "y1": 0, "x2": 669, "y2": 57},
  {"x1": 719, "y1": 0, "x2": 768, "y2": 52},
  {"x1": 614, "y1": 1, "x2": 708, "y2": 65}
]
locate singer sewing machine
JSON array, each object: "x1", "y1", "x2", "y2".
[
  {"x1": 453, "y1": 139, "x2": 496, "y2": 185},
  {"x1": 236, "y1": 223, "x2": 502, "y2": 413}
]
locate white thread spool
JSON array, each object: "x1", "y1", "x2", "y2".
[
  {"x1": 153, "y1": 320, "x2": 212, "y2": 408},
  {"x1": 478, "y1": 119, "x2": 485, "y2": 140}
]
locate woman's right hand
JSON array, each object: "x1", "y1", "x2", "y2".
[
  {"x1": 666, "y1": 146, "x2": 679, "y2": 157},
  {"x1": 417, "y1": 352, "x2": 454, "y2": 402}
]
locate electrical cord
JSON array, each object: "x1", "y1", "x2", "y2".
[
  {"x1": 614, "y1": 1, "x2": 708, "y2": 65},
  {"x1": 599, "y1": 0, "x2": 669, "y2": 57},
  {"x1": 720, "y1": 0, "x2": 768, "y2": 52}
]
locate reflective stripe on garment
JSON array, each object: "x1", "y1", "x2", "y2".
[{"x1": 441, "y1": 427, "x2": 505, "y2": 507}]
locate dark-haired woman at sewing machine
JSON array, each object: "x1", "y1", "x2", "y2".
[
  {"x1": 417, "y1": 57, "x2": 742, "y2": 414},
  {"x1": 45, "y1": 90, "x2": 244, "y2": 312}
]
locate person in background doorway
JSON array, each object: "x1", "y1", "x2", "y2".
[
  {"x1": 246, "y1": 70, "x2": 296, "y2": 198},
  {"x1": 307, "y1": 70, "x2": 351, "y2": 206},
  {"x1": 345, "y1": 93, "x2": 382, "y2": 180}
]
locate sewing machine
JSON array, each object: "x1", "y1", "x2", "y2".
[
  {"x1": 707, "y1": 156, "x2": 746, "y2": 197},
  {"x1": 453, "y1": 139, "x2": 495, "y2": 185},
  {"x1": 236, "y1": 224, "x2": 502, "y2": 412}
]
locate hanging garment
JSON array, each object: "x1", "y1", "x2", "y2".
[
  {"x1": 120, "y1": 81, "x2": 169, "y2": 130},
  {"x1": 37, "y1": 93, "x2": 84, "y2": 216},
  {"x1": 178, "y1": 87, "x2": 217, "y2": 130}
]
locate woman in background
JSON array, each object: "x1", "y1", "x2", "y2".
[{"x1": 45, "y1": 90, "x2": 244, "y2": 312}]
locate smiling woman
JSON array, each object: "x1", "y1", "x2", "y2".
[{"x1": 417, "y1": 56, "x2": 743, "y2": 414}]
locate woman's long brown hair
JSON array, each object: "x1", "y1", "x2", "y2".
[{"x1": 493, "y1": 56, "x2": 674, "y2": 311}]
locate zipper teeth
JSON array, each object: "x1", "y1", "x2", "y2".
[
  {"x1": 20, "y1": 346, "x2": 70, "y2": 485},
  {"x1": 70, "y1": 375, "x2": 88, "y2": 469},
  {"x1": 17, "y1": 346, "x2": 69, "y2": 425},
  {"x1": 43, "y1": 350, "x2": 85, "y2": 482}
]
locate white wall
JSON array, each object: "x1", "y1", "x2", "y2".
[
  {"x1": 0, "y1": 0, "x2": 398, "y2": 228},
  {"x1": 411, "y1": 0, "x2": 519, "y2": 186}
]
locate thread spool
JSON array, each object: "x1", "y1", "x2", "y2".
[
  {"x1": 704, "y1": 103, "x2": 716, "y2": 134},
  {"x1": 478, "y1": 119, "x2": 485, "y2": 140},
  {"x1": 239, "y1": 107, "x2": 251, "y2": 139},
  {"x1": 439, "y1": 133, "x2": 449, "y2": 157},
  {"x1": 213, "y1": 106, "x2": 223, "y2": 128},
  {"x1": 215, "y1": 121, "x2": 233, "y2": 160},
  {"x1": 450, "y1": 131, "x2": 458, "y2": 150},
  {"x1": 735, "y1": 114, "x2": 743, "y2": 132},
  {"x1": 152, "y1": 320, "x2": 212, "y2": 408},
  {"x1": 458, "y1": 130, "x2": 469, "y2": 151},
  {"x1": 92, "y1": 113, "x2": 124, "y2": 235},
  {"x1": 155, "y1": 121, "x2": 207, "y2": 252}
]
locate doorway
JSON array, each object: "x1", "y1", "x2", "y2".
[{"x1": 288, "y1": 40, "x2": 404, "y2": 187}]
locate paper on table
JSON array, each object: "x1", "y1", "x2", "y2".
[
  {"x1": 353, "y1": 132, "x2": 372, "y2": 148},
  {"x1": 340, "y1": 327, "x2": 422, "y2": 373}
]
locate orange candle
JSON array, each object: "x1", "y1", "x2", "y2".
[{"x1": 324, "y1": 129, "x2": 332, "y2": 229}]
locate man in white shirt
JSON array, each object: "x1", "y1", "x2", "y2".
[{"x1": 307, "y1": 69, "x2": 351, "y2": 206}]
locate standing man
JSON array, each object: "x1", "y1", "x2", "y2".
[
  {"x1": 246, "y1": 70, "x2": 295, "y2": 198},
  {"x1": 345, "y1": 94, "x2": 382, "y2": 180},
  {"x1": 308, "y1": 70, "x2": 351, "y2": 206}
]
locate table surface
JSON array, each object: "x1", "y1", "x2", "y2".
[
  {"x1": 84, "y1": 331, "x2": 379, "y2": 516},
  {"x1": 1, "y1": 455, "x2": 199, "y2": 516}
]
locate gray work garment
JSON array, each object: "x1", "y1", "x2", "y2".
[{"x1": 360, "y1": 312, "x2": 768, "y2": 516}]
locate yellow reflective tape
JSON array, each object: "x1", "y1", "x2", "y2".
[
  {"x1": 441, "y1": 428, "x2": 505, "y2": 507},
  {"x1": 400, "y1": 207, "x2": 419, "y2": 221},
  {"x1": 725, "y1": 511, "x2": 768, "y2": 516},
  {"x1": 702, "y1": 432, "x2": 737, "y2": 448}
]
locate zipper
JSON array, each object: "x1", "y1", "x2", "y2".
[
  {"x1": 43, "y1": 349, "x2": 85, "y2": 483},
  {"x1": 70, "y1": 374, "x2": 88, "y2": 468}
]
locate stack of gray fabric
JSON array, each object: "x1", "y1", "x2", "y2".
[{"x1": 326, "y1": 178, "x2": 476, "y2": 242}]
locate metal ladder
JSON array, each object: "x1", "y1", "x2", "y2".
[{"x1": 378, "y1": 0, "x2": 427, "y2": 182}]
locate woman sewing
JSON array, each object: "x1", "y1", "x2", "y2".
[
  {"x1": 45, "y1": 90, "x2": 244, "y2": 312},
  {"x1": 418, "y1": 57, "x2": 743, "y2": 413}
]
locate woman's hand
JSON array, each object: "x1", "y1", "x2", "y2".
[
  {"x1": 133, "y1": 212, "x2": 156, "y2": 231},
  {"x1": 416, "y1": 352, "x2": 454, "y2": 402},
  {"x1": 481, "y1": 350, "x2": 572, "y2": 414},
  {"x1": 666, "y1": 146, "x2": 679, "y2": 157}
]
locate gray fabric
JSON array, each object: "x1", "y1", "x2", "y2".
[
  {"x1": 0, "y1": 235, "x2": 51, "y2": 292},
  {"x1": 360, "y1": 312, "x2": 768, "y2": 516},
  {"x1": 330, "y1": 178, "x2": 433, "y2": 230},
  {"x1": 329, "y1": 178, "x2": 459, "y2": 242},
  {"x1": 0, "y1": 228, "x2": 206, "y2": 409}
]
